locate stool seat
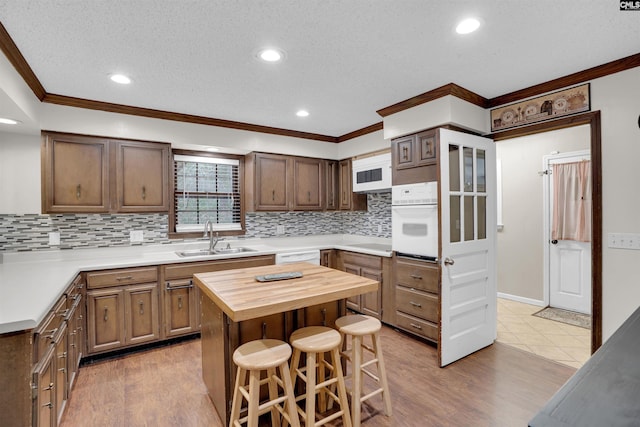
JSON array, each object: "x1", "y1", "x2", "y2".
[
  {"x1": 233, "y1": 339, "x2": 292, "y2": 370},
  {"x1": 290, "y1": 326, "x2": 341, "y2": 353},
  {"x1": 335, "y1": 314, "x2": 381, "y2": 336}
]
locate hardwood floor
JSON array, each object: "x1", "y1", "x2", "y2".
[{"x1": 60, "y1": 326, "x2": 575, "y2": 427}]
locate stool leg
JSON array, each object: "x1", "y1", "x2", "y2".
[
  {"x1": 280, "y1": 361, "x2": 300, "y2": 427},
  {"x1": 373, "y1": 332, "x2": 392, "y2": 416},
  {"x1": 352, "y1": 335, "x2": 363, "y2": 427},
  {"x1": 267, "y1": 367, "x2": 281, "y2": 427},
  {"x1": 248, "y1": 370, "x2": 260, "y2": 427},
  {"x1": 230, "y1": 367, "x2": 247, "y2": 426},
  {"x1": 305, "y1": 351, "x2": 316, "y2": 426},
  {"x1": 318, "y1": 351, "x2": 327, "y2": 413},
  {"x1": 331, "y1": 346, "x2": 352, "y2": 427}
]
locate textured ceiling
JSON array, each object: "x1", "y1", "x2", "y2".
[{"x1": 0, "y1": 1, "x2": 639, "y2": 137}]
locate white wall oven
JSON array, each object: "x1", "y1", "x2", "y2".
[{"x1": 392, "y1": 181, "x2": 438, "y2": 259}]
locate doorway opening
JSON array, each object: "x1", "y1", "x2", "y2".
[{"x1": 491, "y1": 111, "x2": 602, "y2": 363}]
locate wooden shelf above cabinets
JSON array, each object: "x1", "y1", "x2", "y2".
[{"x1": 41, "y1": 131, "x2": 170, "y2": 214}]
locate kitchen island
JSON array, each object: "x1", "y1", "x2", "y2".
[{"x1": 193, "y1": 261, "x2": 379, "y2": 426}]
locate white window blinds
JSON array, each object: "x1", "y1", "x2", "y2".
[{"x1": 174, "y1": 154, "x2": 241, "y2": 232}]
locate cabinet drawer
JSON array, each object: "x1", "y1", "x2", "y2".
[
  {"x1": 395, "y1": 311, "x2": 438, "y2": 342},
  {"x1": 66, "y1": 275, "x2": 85, "y2": 308},
  {"x1": 396, "y1": 286, "x2": 438, "y2": 323},
  {"x1": 395, "y1": 257, "x2": 439, "y2": 293},
  {"x1": 163, "y1": 255, "x2": 274, "y2": 281},
  {"x1": 87, "y1": 267, "x2": 158, "y2": 289},
  {"x1": 33, "y1": 296, "x2": 67, "y2": 362},
  {"x1": 341, "y1": 251, "x2": 382, "y2": 270}
]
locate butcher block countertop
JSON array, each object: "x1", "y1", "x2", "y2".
[{"x1": 193, "y1": 262, "x2": 378, "y2": 322}]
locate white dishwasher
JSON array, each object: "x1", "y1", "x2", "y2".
[{"x1": 275, "y1": 249, "x2": 320, "y2": 265}]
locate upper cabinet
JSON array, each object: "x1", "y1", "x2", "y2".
[
  {"x1": 338, "y1": 159, "x2": 367, "y2": 211},
  {"x1": 42, "y1": 131, "x2": 170, "y2": 214},
  {"x1": 114, "y1": 140, "x2": 170, "y2": 212},
  {"x1": 391, "y1": 128, "x2": 438, "y2": 185},
  {"x1": 293, "y1": 156, "x2": 323, "y2": 210},
  {"x1": 42, "y1": 132, "x2": 111, "y2": 213}
]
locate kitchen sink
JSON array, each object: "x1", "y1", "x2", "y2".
[{"x1": 175, "y1": 247, "x2": 256, "y2": 257}]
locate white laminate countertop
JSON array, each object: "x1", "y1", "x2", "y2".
[{"x1": 0, "y1": 234, "x2": 391, "y2": 334}]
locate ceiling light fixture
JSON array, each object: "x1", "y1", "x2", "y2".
[
  {"x1": 456, "y1": 18, "x2": 481, "y2": 34},
  {"x1": 256, "y1": 48, "x2": 286, "y2": 63},
  {"x1": 205, "y1": 147, "x2": 220, "y2": 152},
  {"x1": 0, "y1": 117, "x2": 20, "y2": 125},
  {"x1": 110, "y1": 74, "x2": 131, "y2": 84},
  {"x1": 296, "y1": 110, "x2": 309, "y2": 117}
]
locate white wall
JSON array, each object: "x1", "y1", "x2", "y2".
[
  {"x1": 496, "y1": 125, "x2": 590, "y2": 302},
  {"x1": 0, "y1": 131, "x2": 41, "y2": 214}
]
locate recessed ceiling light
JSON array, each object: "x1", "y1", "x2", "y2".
[
  {"x1": 110, "y1": 74, "x2": 131, "y2": 84},
  {"x1": 456, "y1": 18, "x2": 481, "y2": 34},
  {"x1": 0, "y1": 117, "x2": 19, "y2": 125},
  {"x1": 296, "y1": 110, "x2": 309, "y2": 117},
  {"x1": 205, "y1": 147, "x2": 220, "y2": 152},
  {"x1": 256, "y1": 48, "x2": 286, "y2": 63}
]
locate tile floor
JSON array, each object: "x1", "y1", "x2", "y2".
[{"x1": 497, "y1": 298, "x2": 591, "y2": 369}]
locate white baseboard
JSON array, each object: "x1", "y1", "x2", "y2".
[{"x1": 497, "y1": 292, "x2": 546, "y2": 307}]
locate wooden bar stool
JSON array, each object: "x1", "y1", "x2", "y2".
[
  {"x1": 288, "y1": 326, "x2": 352, "y2": 427},
  {"x1": 335, "y1": 314, "x2": 392, "y2": 427},
  {"x1": 230, "y1": 339, "x2": 300, "y2": 427}
]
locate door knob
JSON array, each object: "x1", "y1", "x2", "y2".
[
  {"x1": 551, "y1": 239, "x2": 558, "y2": 244},
  {"x1": 444, "y1": 257, "x2": 455, "y2": 266}
]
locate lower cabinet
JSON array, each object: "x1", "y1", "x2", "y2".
[
  {"x1": 86, "y1": 267, "x2": 160, "y2": 355},
  {"x1": 393, "y1": 255, "x2": 440, "y2": 343},
  {"x1": 32, "y1": 345, "x2": 56, "y2": 427},
  {"x1": 337, "y1": 251, "x2": 385, "y2": 319}
]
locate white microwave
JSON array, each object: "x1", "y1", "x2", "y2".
[{"x1": 352, "y1": 153, "x2": 392, "y2": 193}]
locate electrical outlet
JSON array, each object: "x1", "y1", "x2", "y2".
[
  {"x1": 377, "y1": 224, "x2": 382, "y2": 234},
  {"x1": 48, "y1": 232, "x2": 60, "y2": 246},
  {"x1": 130, "y1": 230, "x2": 144, "y2": 243},
  {"x1": 276, "y1": 225, "x2": 285, "y2": 235}
]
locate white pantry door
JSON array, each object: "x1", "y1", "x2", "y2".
[{"x1": 439, "y1": 129, "x2": 497, "y2": 367}]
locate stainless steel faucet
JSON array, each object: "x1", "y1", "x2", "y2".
[{"x1": 203, "y1": 220, "x2": 223, "y2": 252}]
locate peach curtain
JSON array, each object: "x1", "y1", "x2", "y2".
[{"x1": 552, "y1": 160, "x2": 591, "y2": 242}]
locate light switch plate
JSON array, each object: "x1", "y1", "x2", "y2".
[
  {"x1": 130, "y1": 230, "x2": 144, "y2": 243},
  {"x1": 608, "y1": 232, "x2": 640, "y2": 250}
]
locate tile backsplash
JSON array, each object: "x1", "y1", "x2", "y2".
[{"x1": 0, "y1": 193, "x2": 391, "y2": 252}]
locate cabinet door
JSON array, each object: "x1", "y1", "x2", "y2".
[
  {"x1": 255, "y1": 153, "x2": 289, "y2": 210},
  {"x1": 343, "y1": 262, "x2": 362, "y2": 311},
  {"x1": 415, "y1": 130, "x2": 437, "y2": 166},
  {"x1": 325, "y1": 160, "x2": 339, "y2": 210},
  {"x1": 320, "y1": 249, "x2": 335, "y2": 268},
  {"x1": 360, "y1": 268, "x2": 382, "y2": 319},
  {"x1": 165, "y1": 280, "x2": 199, "y2": 337},
  {"x1": 125, "y1": 283, "x2": 160, "y2": 345},
  {"x1": 300, "y1": 302, "x2": 341, "y2": 329},
  {"x1": 42, "y1": 132, "x2": 110, "y2": 213},
  {"x1": 115, "y1": 140, "x2": 170, "y2": 212},
  {"x1": 338, "y1": 159, "x2": 367, "y2": 211},
  {"x1": 293, "y1": 157, "x2": 323, "y2": 210},
  {"x1": 87, "y1": 289, "x2": 125, "y2": 354},
  {"x1": 393, "y1": 134, "x2": 416, "y2": 170},
  {"x1": 32, "y1": 345, "x2": 56, "y2": 427},
  {"x1": 54, "y1": 322, "x2": 68, "y2": 425}
]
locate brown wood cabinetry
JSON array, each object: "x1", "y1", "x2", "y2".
[
  {"x1": 320, "y1": 249, "x2": 335, "y2": 268},
  {"x1": 245, "y1": 152, "x2": 325, "y2": 211},
  {"x1": 41, "y1": 131, "x2": 170, "y2": 214},
  {"x1": 393, "y1": 255, "x2": 440, "y2": 342},
  {"x1": 325, "y1": 160, "x2": 339, "y2": 210},
  {"x1": 339, "y1": 159, "x2": 367, "y2": 211},
  {"x1": 86, "y1": 267, "x2": 160, "y2": 354},
  {"x1": 336, "y1": 251, "x2": 390, "y2": 320},
  {"x1": 41, "y1": 132, "x2": 110, "y2": 213},
  {"x1": 391, "y1": 129, "x2": 438, "y2": 185},
  {"x1": 114, "y1": 140, "x2": 170, "y2": 212},
  {"x1": 32, "y1": 345, "x2": 56, "y2": 427}
]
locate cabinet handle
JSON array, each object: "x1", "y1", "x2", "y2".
[
  {"x1": 44, "y1": 382, "x2": 54, "y2": 391},
  {"x1": 104, "y1": 307, "x2": 108, "y2": 322},
  {"x1": 76, "y1": 184, "x2": 81, "y2": 199},
  {"x1": 178, "y1": 295, "x2": 183, "y2": 310},
  {"x1": 57, "y1": 308, "x2": 70, "y2": 318},
  {"x1": 402, "y1": 146, "x2": 408, "y2": 160},
  {"x1": 42, "y1": 328, "x2": 58, "y2": 340},
  {"x1": 307, "y1": 191, "x2": 311, "y2": 202},
  {"x1": 321, "y1": 308, "x2": 327, "y2": 326},
  {"x1": 272, "y1": 190, "x2": 275, "y2": 201},
  {"x1": 262, "y1": 322, "x2": 267, "y2": 339},
  {"x1": 42, "y1": 402, "x2": 53, "y2": 409},
  {"x1": 410, "y1": 323, "x2": 422, "y2": 330},
  {"x1": 116, "y1": 275, "x2": 133, "y2": 281},
  {"x1": 409, "y1": 301, "x2": 422, "y2": 308},
  {"x1": 139, "y1": 301, "x2": 144, "y2": 315},
  {"x1": 410, "y1": 274, "x2": 423, "y2": 280},
  {"x1": 141, "y1": 185, "x2": 146, "y2": 200},
  {"x1": 58, "y1": 351, "x2": 67, "y2": 360}
]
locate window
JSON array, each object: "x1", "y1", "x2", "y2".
[{"x1": 171, "y1": 152, "x2": 243, "y2": 235}]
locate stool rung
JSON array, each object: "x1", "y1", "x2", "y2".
[
  {"x1": 315, "y1": 376, "x2": 337, "y2": 391},
  {"x1": 361, "y1": 358, "x2": 378, "y2": 369},
  {"x1": 362, "y1": 367, "x2": 380, "y2": 382},
  {"x1": 314, "y1": 408, "x2": 345, "y2": 427},
  {"x1": 360, "y1": 387, "x2": 384, "y2": 403}
]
